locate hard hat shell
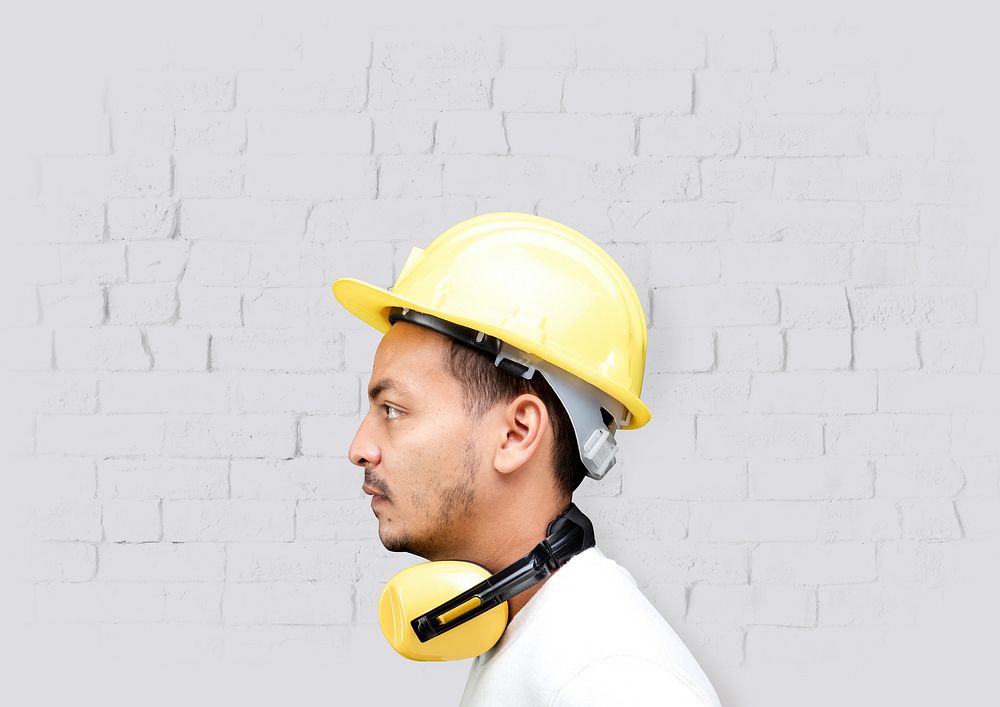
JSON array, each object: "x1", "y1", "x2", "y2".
[{"x1": 331, "y1": 211, "x2": 651, "y2": 429}]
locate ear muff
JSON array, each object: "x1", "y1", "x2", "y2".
[
  {"x1": 378, "y1": 561, "x2": 509, "y2": 661},
  {"x1": 377, "y1": 503, "x2": 596, "y2": 662}
]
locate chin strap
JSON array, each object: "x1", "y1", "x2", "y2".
[{"x1": 410, "y1": 503, "x2": 596, "y2": 643}]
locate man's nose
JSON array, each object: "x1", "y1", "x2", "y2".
[{"x1": 347, "y1": 416, "x2": 381, "y2": 469}]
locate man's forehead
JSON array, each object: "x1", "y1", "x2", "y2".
[{"x1": 369, "y1": 322, "x2": 452, "y2": 396}]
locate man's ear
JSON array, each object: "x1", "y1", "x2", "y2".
[{"x1": 493, "y1": 393, "x2": 550, "y2": 475}]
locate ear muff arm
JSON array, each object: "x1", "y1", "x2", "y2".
[{"x1": 411, "y1": 505, "x2": 595, "y2": 643}]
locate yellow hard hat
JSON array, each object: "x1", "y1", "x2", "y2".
[{"x1": 331, "y1": 211, "x2": 651, "y2": 435}]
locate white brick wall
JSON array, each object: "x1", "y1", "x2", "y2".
[{"x1": 2, "y1": 6, "x2": 997, "y2": 707}]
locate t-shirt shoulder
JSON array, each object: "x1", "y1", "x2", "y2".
[{"x1": 550, "y1": 654, "x2": 720, "y2": 707}]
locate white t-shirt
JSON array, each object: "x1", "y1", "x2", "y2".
[{"x1": 458, "y1": 546, "x2": 721, "y2": 707}]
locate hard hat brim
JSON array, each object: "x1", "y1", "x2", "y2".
[{"x1": 331, "y1": 277, "x2": 651, "y2": 430}]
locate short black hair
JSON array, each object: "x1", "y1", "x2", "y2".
[{"x1": 441, "y1": 338, "x2": 589, "y2": 497}]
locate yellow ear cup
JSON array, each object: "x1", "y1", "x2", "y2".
[{"x1": 378, "y1": 561, "x2": 510, "y2": 661}]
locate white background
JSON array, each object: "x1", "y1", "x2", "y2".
[{"x1": 2, "y1": 1, "x2": 998, "y2": 705}]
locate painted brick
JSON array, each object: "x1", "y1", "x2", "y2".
[
  {"x1": 369, "y1": 67, "x2": 491, "y2": 111},
  {"x1": 773, "y1": 158, "x2": 901, "y2": 201},
  {"x1": 654, "y1": 285, "x2": 778, "y2": 326},
  {"x1": 163, "y1": 500, "x2": 295, "y2": 541},
  {"x1": 307, "y1": 198, "x2": 473, "y2": 243},
  {"x1": 755, "y1": 73, "x2": 877, "y2": 114},
  {"x1": 740, "y1": 117, "x2": 865, "y2": 157},
  {"x1": 721, "y1": 243, "x2": 848, "y2": 283},
  {"x1": 377, "y1": 155, "x2": 444, "y2": 198},
  {"x1": 866, "y1": 116, "x2": 934, "y2": 157},
  {"x1": 297, "y1": 499, "x2": 378, "y2": 540},
  {"x1": 506, "y1": 113, "x2": 634, "y2": 157},
  {"x1": 492, "y1": 70, "x2": 564, "y2": 112},
  {"x1": 564, "y1": 70, "x2": 692, "y2": 114},
  {"x1": 648, "y1": 244, "x2": 720, "y2": 286},
  {"x1": 244, "y1": 155, "x2": 376, "y2": 199},
  {"x1": 616, "y1": 414, "x2": 696, "y2": 463},
  {"x1": 879, "y1": 373, "x2": 1000, "y2": 414},
  {"x1": 708, "y1": 30, "x2": 774, "y2": 70},
  {"x1": 753, "y1": 542, "x2": 877, "y2": 584},
  {"x1": 435, "y1": 111, "x2": 507, "y2": 154},
  {"x1": 23, "y1": 457, "x2": 96, "y2": 499},
  {"x1": 100, "y1": 372, "x2": 228, "y2": 413},
  {"x1": 237, "y1": 70, "x2": 367, "y2": 111},
  {"x1": 918, "y1": 328, "x2": 984, "y2": 372},
  {"x1": 58, "y1": 243, "x2": 127, "y2": 284},
  {"x1": 717, "y1": 327, "x2": 784, "y2": 371},
  {"x1": 102, "y1": 498, "x2": 161, "y2": 542},
  {"x1": 689, "y1": 583, "x2": 815, "y2": 626},
  {"x1": 750, "y1": 458, "x2": 872, "y2": 500},
  {"x1": 645, "y1": 373, "x2": 750, "y2": 414},
  {"x1": 180, "y1": 199, "x2": 307, "y2": 242},
  {"x1": 852, "y1": 328, "x2": 919, "y2": 370},
  {"x1": 646, "y1": 327, "x2": 715, "y2": 373},
  {"x1": 144, "y1": 326, "x2": 208, "y2": 371},
  {"x1": 575, "y1": 28, "x2": 705, "y2": 69},
  {"x1": 27, "y1": 542, "x2": 96, "y2": 582},
  {"x1": 371, "y1": 111, "x2": 436, "y2": 154},
  {"x1": 126, "y1": 241, "x2": 189, "y2": 282},
  {"x1": 164, "y1": 584, "x2": 223, "y2": 623},
  {"x1": 107, "y1": 70, "x2": 235, "y2": 111},
  {"x1": 626, "y1": 459, "x2": 747, "y2": 500},
  {"x1": 174, "y1": 113, "x2": 246, "y2": 154},
  {"x1": 231, "y1": 458, "x2": 361, "y2": 500},
  {"x1": 39, "y1": 285, "x2": 104, "y2": 326},
  {"x1": 591, "y1": 158, "x2": 700, "y2": 200},
  {"x1": 876, "y1": 456, "x2": 964, "y2": 498},
  {"x1": 54, "y1": 327, "x2": 150, "y2": 371},
  {"x1": 223, "y1": 582, "x2": 352, "y2": 624},
  {"x1": 300, "y1": 414, "x2": 362, "y2": 458},
  {"x1": 211, "y1": 329, "x2": 340, "y2": 372},
  {"x1": 639, "y1": 117, "x2": 739, "y2": 157},
  {"x1": 112, "y1": 112, "x2": 174, "y2": 154},
  {"x1": 502, "y1": 27, "x2": 576, "y2": 68},
  {"x1": 246, "y1": 112, "x2": 371, "y2": 154},
  {"x1": 734, "y1": 201, "x2": 863, "y2": 243},
  {"x1": 177, "y1": 285, "x2": 240, "y2": 327},
  {"x1": 226, "y1": 541, "x2": 358, "y2": 583},
  {"x1": 780, "y1": 285, "x2": 849, "y2": 327},
  {"x1": 30, "y1": 499, "x2": 102, "y2": 541},
  {"x1": 162, "y1": 413, "x2": 296, "y2": 458},
  {"x1": 850, "y1": 245, "x2": 918, "y2": 286},
  {"x1": 108, "y1": 282, "x2": 177, "y2": 324},
  {"x1": 609, "y1": 202, "x2": 732, "y2": 242},
  {"x1": 826, "y1": 414, "x2": 950, "y2": 455},
  {"x1": 108, "y1": 198, "x2": 178, "y2": 241},
  {"x1": 689, "y1": 500, "x2": 825, "y2": 541},
  {"x1": 698, "y1": 415, "x2": 823, "y2": 459},
  {"x1": 785, "y1": 328, "x2": 852, "y2": 370},
  {"x1": 899, "y1": 499, "x2": 962, "y2": 540},
  {"x1": 228, "y1": 372, "x2": 357, "y2": 414},
  {"x1": 36, "y1": 414, "x2": 163, "y2": 456},
  {"x1": 174, "y1": 155, "x2": 242, "y2": 198},
  {"x1": 701, "y1": 158, "x2": 773, "y2": 201},
  {"x1": 97, "y1": 457, "x2": 228, "y2": 500}
]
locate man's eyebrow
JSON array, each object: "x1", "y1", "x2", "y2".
[{"x1": 367, "y1": 377, "x2": 407, "y2": 402}]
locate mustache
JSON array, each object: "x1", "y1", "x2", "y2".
[{"x1": 364, "y1": 470, "x2": 391, "y2": 500}]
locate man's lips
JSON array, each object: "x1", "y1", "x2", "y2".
[{"x1": 362, "y1": 483, "x2": 389, "y2": 500}]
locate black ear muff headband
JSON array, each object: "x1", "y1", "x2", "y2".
[{"x1": 409, "y1": 503, "x2": 596, "y2": 643}]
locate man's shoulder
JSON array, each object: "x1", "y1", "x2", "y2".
[
  {"x1": 462, "y1": 547, "x2": 721, "y2": 707},
  {"x1": 515, "y1": 546, "x2": 714, "y2": 679}
]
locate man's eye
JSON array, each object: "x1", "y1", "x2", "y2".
[{"x1": 383, "y1": 404, "x2": 401, "y2": 420}]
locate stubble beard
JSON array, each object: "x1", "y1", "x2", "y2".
[{"x1": 379, "y1": 435, "x2": 479, "y2": 559}]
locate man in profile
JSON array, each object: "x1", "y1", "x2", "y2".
[{"x1": 332, "y1": 212, "x2": 720, "y2": 706}]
